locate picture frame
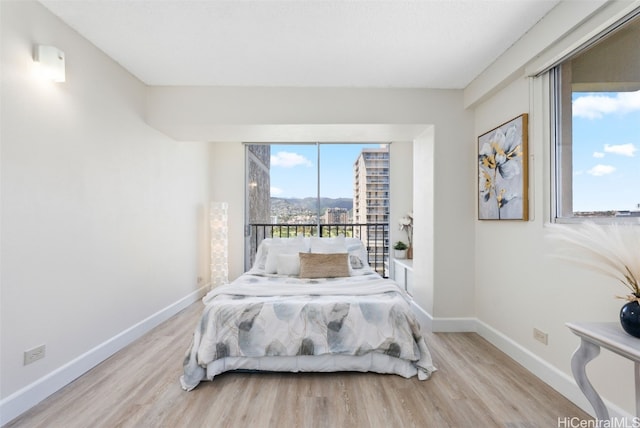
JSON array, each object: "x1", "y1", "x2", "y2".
[{"x1": 478, "y1": 113, "x2": 528, "y2": 221}]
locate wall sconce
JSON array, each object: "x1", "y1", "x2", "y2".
[
  {"x1": 210, "y1": 202, "x2": 229, "y2": 288},
  {"x1": 33, "y1": 45, "x2": 65, "y2": 82}
]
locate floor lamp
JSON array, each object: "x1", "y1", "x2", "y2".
[{"x1": 210, "y1": 202, "x2": 229, "y2": 288}]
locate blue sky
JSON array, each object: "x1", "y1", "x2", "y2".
[
  {"x1": 270, "y1": 143, "x2": 385, "y2": 199},
  {"x1": 572, "y1": 90, "x2": 640, "y2": 212}
]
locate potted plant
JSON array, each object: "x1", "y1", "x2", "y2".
[{"x1": 393, "y1": 241, "x2": 408, "y2": 259}]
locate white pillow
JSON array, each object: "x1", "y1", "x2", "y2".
[
  {"x1": 253, "y1": 236, "x2": 307, "y2": 272},
  {"x1": 265, "y1": 240, "x2": 307, "y2": 273},
  {"x1": 310, "y1": 236, "x2": 347, "y2": 254},
  {"x1": 276, "y1": 253, "x2": 301, "y2": 276},
  {"x1": 345, "y1": 238, "x2": 372, "y2": 274},
  {"x1": 252, "y1": 238, "x2": 273, "y2": 270},
  {"x1": 272, "y1": 235, "x2": 306, "y2": 248}
]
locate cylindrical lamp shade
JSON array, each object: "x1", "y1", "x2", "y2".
[{"x1": 210, "y1": 202, "x2": 229, "y2": 287}]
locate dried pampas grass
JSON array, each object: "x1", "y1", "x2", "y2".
[{"x1": 546, "y1": 222, "x2": 640, "y2": 300}]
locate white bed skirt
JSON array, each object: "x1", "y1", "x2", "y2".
[{"x1": 180, "y1": 353, "x2": 425, "y2": 391}]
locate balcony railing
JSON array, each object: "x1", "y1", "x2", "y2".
[{"x1": 249, "y1": 223, "x2": 389, "y2": 277}]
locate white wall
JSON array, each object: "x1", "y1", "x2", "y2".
[
  {"x1": 413, "y1": 127, "x2": 435, "y2": 316},
  {"x1": 0, "y1": 0, "x2": 210, "y2": 418},
  {"x1": 470, "y1": 0, "x2": 640, "y2": 417}
]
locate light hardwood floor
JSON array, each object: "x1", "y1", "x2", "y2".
[{"x1": 6, "y1": 302, "x2": 591, "y2": 428}]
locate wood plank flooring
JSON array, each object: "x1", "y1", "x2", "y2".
[{"x1": 5, "y1": 302, "x2": 591, "y2": 428}]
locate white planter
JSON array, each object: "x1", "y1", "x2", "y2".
[{"x1": 394, "y1": 249, "x2": 407, "y2": 259}]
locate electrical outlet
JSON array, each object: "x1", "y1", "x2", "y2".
[
  {"x1": 533, "y1": 328, "x2": 548, "y2": 345},
  {"x1": 24, "y1": 344, "x2": 46, "y2": 365}
]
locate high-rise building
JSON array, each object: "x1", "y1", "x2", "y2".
[
  {"x1": 323, "y1": 207, "x2": 349, "y2": 224},
  {"x1": 353, "y1": 147, "x2": 390, "y2": 273},
  {"x1": 246, "y1": 144, "x2": 271, "y2": 269}
]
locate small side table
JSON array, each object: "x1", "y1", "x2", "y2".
[{"x1": 566, "y1": 322, "x2": 640, "y2": 421}]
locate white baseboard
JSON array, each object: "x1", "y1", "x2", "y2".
[
  {"x1": 411, "y1": 302, "x2": 634, "y2": 422},
  {"x1": 0, "y1": 286, "x2": 208, "y2": 427},
  {"x1": 410, "y1": 301, "x2": 476, "y2": 333},
  {"x1": 410, "y1": 300, "x2": 433, "y2": 331}
]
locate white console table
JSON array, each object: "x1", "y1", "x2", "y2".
[{"x1": 566, "y1": 322, "x2": 640, "y2": 421}]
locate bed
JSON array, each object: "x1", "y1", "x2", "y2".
[{"x1": 181, "y1": 236, "x2": 436, "y2": 391}]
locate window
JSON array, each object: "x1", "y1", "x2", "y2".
[
  {"x1": 552, "y1": 12, "x2": 640, "y2": 221},
  {"x1": 244, "y1": 143, "x2": 391, "y2": 274}
]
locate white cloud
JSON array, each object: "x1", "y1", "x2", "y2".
[
  {"x1": 593, "y1": 151, "x2": 605, "y2": 158},
  {"x1": 604, "y1": 143, "x2": 636, "y2": 157},
  {"x1": 587, "y1": 164, "x2": 616, "y2": 176},
  {"x1": 270, "y1": 186, "x2": 283, "y2": 196},
  {"x1": 271, "y1": 151, "x2": 313, "y2": 168},
  {"x1": 573, "y1": 90, "x2": 640, "y2": 119}
]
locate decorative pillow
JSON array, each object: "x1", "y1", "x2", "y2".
[
  {"x1": 310, "y1": 236, "x2": 347, "y2": 254},
  {"x1": 276, "y1": 253, "x2": 300, "y2": 276},
  {"x1": 299, "y1": 253, "x2": 350, "y2": 278},
  {"x1": 349, "y1": 254, "x2": 364, "y2": 269},
  {"x1": 345, "y1": 238, "x2": 370, "y2": 270}
]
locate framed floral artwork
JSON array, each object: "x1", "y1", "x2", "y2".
[{"x1": 478, "y1": 113, "x2": 528, "y2": 220}]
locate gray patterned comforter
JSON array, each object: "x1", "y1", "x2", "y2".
[{"x1": 181, "y1": 273, "x2": 436, "y2": 390}]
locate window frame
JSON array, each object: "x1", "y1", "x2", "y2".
[{"x1": 550, "y1": 10, "x2": 640, "y2": 224}]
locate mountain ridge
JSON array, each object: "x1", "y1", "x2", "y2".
[{"x1": 271, "y1": 197, "x2": 353, "y2": 212}]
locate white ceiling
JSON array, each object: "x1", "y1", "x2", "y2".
[{"x1": 40, "y1": 0, "x2": 560, "y2": 89}]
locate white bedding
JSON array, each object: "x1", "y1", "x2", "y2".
[{"x1": 181, "y1": 272, "x2": 436, "y2": 391}]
